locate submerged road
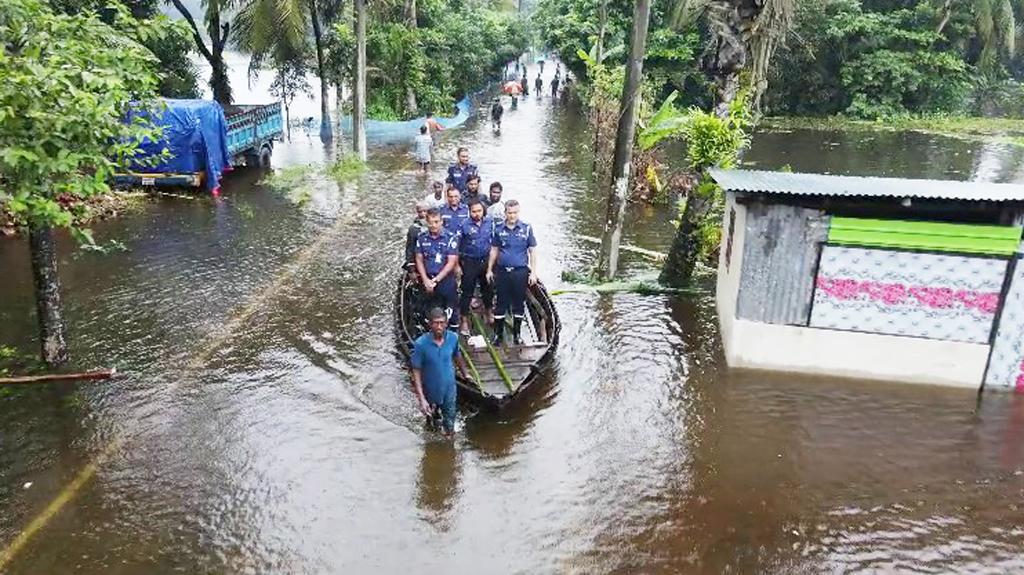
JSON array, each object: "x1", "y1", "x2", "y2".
[{"x1": 3, "y1": 64, "x2": 1024, "y2": 573}]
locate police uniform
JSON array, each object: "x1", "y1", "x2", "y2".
[
  {"x1": 416, "y1": 228, "x2": 460, "y2": 329},
  {"x1": 490, "y1": 220, "x2": 537, "y2": 344},
  {"x1": 439, "y1": 202, "x2": 469, "y2": 233},
  {"x1": 445, "y1": 162, "x2": 479, "y2": 194},
  {"x1": 457, "y1": 215, "x2": 495, "y2": 319}
]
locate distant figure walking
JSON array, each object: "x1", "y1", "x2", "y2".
[
  {"x1": 520, "y1": 74, "x2": 529, "y2": 96},
  {"x1": 490, "y1": 98, "x2": 504, "y2": 132},
  {"x1": 551, "y1": 74, "x2": 560, "y2": 98},
  {"x1": 534, "y1": 73, "x2": 543, "y2": 97},
  {"x1": 414, "y1": 125, "x2": 432, "y2": 173},
  {"x1": 539, "y1": 59, "x2": 545, "y2": 74}
]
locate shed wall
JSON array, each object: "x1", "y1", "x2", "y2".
[{"x1": 736, "y1": 202, "x2": 828, "y2": 325}]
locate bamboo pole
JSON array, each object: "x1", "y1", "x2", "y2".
[
  {"x1": 0, "y1": 368, "x2": 116, "y2": 385},
  {"x1": 457, "y1": 341, "x2": 484, "y2": 390},
  {"x1": 470, "y1": 314, "x2": 515, "y2": 392}
]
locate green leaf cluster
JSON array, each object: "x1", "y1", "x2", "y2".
[{"x1": 0, "y1": 0, "x2": 166, "y2": 236}]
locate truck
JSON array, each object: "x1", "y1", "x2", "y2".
[{"x1": 114, "y1": 99, "x2": 283, "y2": 192}]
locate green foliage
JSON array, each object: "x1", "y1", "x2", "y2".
[
  {"x1": 0, "y1": 0, "x2": 166, "y2": 239},
  {"x1": 329, "y1": 6, "x2": 527, "y2": 120},
  {"x1": 327, "y1": 155, "x2": 366, "y2": 183},
  {"x1": 639, "y1": 91, "x2": 751, "y2": 171}
]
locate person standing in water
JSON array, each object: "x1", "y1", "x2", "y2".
[
  {"x1": 520, "y1": 73, "x2": 529, "y2": 96},
  {"x1": 410, "y1": 307, "x2": 471, "y2": 438},
  {"x1": 413, "y1": 125, "x2": 432, "y2": 173},
  {"x1": 445, "y1": 147, "x2": 479, "y2": 196},
  {"x1": 486, "y1": 200, "x2": 537, "y2": 346},
  {"x1": 490, "y1": 98, "x2": 504, "y2": 132},
  {"x1": 551, "y1": 74, "x2": 560, "y2": 98},
  {"x1": 534, "y1": 73, "x2": 543, "y2": 97},
  {"x1": 424, "y1": 112, "x2": 445, "y2": 139}
]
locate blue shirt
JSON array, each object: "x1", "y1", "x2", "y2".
[
  {"x1": 446, "y1": 162, "x2": 479, "y2": 193},
  {"x1": 439, "y1": 203, "x2": 469, "y2": 233},
  {"x1": 416, "y1": 228, "x2": 457, "y2": 276},
  {"x1": 491, "y1": 220, "x2": 537, "y2": 268},
  {"x1": 458, "y1": 216, "x2": 494, "y2": 259},
  {"x1": 410, "y1": 331, "x2": 459, "y2": 404}
]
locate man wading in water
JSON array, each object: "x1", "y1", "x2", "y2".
[{"x1": 411, "y1": 307, "x2": 472, "y2": 438}]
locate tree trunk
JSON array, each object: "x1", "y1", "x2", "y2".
[
  {"x1": 659, "y1": 188, "x2": 713, "y2": 287},
  {"x1": 29, "y1": 225, "x2": 68, "y2": 366},
  {"x1": 310, "y1": 0, "x2": 334, "y2": 143},
  {"x1": 590, "y1": 0, "x2": 608, "y2": 174},
  {"x1": 336, "y1": 81, "x2": 344, "y2": 135},
  {"x1": 285, "y1": 102, "x2": 291, "y2": 141},
  {"x1": 169, "y1": 0, "x2": 231, "y2": 104},
  {"x1": 353, "y1": 0, "x2": 368, "y2": 160},
  {"x1": 703, "y1": 0, "x2": 749, "y2": 118},
  {"x1": 403, "y1": 0, "x2": 419, "y2": 116},
  {"x1": 597, "y1": 0, "x2": 651, "y2": 281}
]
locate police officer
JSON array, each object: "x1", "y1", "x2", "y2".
[
  {"x1": 415, "y1": 208, "x2": 460, "y2": 331},
  {"x1": 445, "y1": 147, "x2": 479, "y2": 195},
  {"x1": 439, "y1": 185, "x2": 469, "y2": 233},
  {"x1": 457, "y1": 198, "x2": 495, "y2": 335},
  {"x1": 486, "y1": 199, "x2": 537, "y2": 346}
]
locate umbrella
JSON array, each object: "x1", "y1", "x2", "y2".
[{"x1": 502, "y1": 81, "x2": 522, "y2": 95}]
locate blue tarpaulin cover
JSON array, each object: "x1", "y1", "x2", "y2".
[{"x1": 129, "y1": 99, "x2": 231, "y2": 191}]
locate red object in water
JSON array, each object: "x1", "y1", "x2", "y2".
[{"x1": 502, "y1": 81, "x2": 523, "y2": 95}]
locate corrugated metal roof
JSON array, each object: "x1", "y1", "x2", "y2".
[{"x1": 710, "y1": 169, "x2": 1024, "y2": 202}]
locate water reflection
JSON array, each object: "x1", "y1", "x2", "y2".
[{"x1": 416, "y1": 441, "x2": 461, "y2": 529}]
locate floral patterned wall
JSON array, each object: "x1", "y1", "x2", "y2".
[{"x1": 809, "y1": 246, "x2": 1008, "y2": 344}]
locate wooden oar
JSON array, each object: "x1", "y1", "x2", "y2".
[{"x1": 470, "y1": 314, "x2": 516, "y2": 392}]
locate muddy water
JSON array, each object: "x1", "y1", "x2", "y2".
[{"x1": 4, "y1": 75, "x2": 1024, "y2": 573}]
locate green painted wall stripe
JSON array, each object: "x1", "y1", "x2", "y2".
[{"x1": 828, "y1": 217, "x2": 1022, "y2": 255}]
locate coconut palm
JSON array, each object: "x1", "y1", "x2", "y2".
[
  {"x1": 972, "y1": 0, "x2": 1024, "y2": 76},
  {"x1": 671, "y1": 0, "x2": 794, "y2": 115},
  {"x1": 233, "y1": 0, "x2": 335, "y2": 142}
]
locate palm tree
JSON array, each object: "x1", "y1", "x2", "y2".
[
  {"x1": 971, "y1": 0, "x2": 1024, "y2": 76},
  {"x1": 169, "y1": 0, "x2": 233, "y2": 104},
  {"x1": 233, "y1": 0, "x2": 335, "y2": 142},
  {"x1": 671, "y1": 0, "x2": 794, "y2": 115}
]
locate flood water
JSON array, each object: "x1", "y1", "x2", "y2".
[{"x1": 5, "y1": 71, "x2": 1024, "y2": 573}]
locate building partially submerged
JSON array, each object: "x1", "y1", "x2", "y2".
[{"x1": 712, "y1": 169, "x2": 1024, "y2": 390}]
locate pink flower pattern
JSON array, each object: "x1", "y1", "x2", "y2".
[{"x1": 816, "y1": 277, "x2": 1001, "y2": 315}]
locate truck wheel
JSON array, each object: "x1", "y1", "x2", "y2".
[{"x1": 259, "y1": 146, "x2": 272, "y2": 168}]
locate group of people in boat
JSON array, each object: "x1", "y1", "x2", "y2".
[
  {"x1": 405, "y1": 146, "x2": 538, "y2": 344},
  {"x1": 404, "y1": 146, "x2": 539, "y2": 436}
]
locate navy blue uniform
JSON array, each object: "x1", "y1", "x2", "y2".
[
  {"x1": 458, "y1": 216, "x2": 495, "y2": 315},
  {"x1": 416, "y1": 229, "x2": 460, "y2": 329},
  {"x1": 439, "y1": 203, "x2": 469, "y2": 233},
  {"x1": 491, "y1": 221, "x2": 537, "y2": 319},
  {"x1": 446, "y1": 162, "x2": 479, "y2": 194}
]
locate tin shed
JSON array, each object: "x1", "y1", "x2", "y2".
[{"x1": 711, "y1": 169, "x2": 1024, "y2": 390}]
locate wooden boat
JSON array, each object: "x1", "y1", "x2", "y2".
[{"x1": 395, "y1": 273, "x2": 560, "y2": 410}]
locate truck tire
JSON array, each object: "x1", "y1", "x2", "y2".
[{"x1": 259, "y1": 144, "x2": 272, "y2": 168}]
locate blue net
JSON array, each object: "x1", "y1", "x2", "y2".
[{"x1": 337, "y1": 94, "x2": 475, "y2": 144}]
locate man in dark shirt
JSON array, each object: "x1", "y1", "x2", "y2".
[
  {"x1": 457, "y1": 198, "x2": 494, "y2": 334},
  {"x1": 404, "y1": 200, "x2": 429, "y2": 274},
  {"x1": 445, "y1": 147, "x2": 479, "y2": 195}
]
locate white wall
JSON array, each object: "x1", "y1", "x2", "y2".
[
  {"x1": 716, "y1": 192, "x2": 746, "y2": 350},
  {"x1": 715, "y1": 192, "x2": 986, "y2": 389},
  {"x1": 723, "y1": 319, "x2": 988, "y2": 388}
]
